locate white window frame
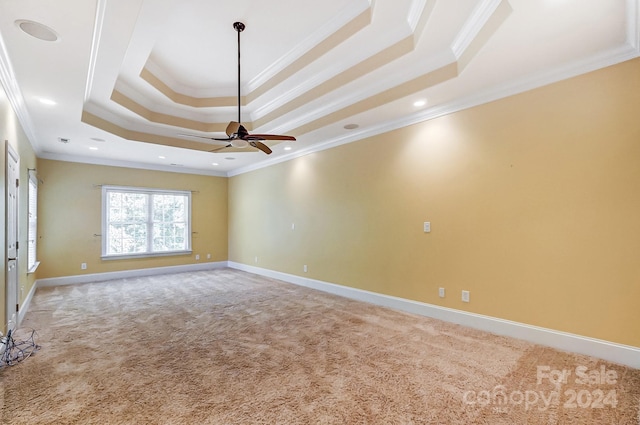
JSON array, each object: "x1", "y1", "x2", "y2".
[
  {"x1": 27, "y1": 170, "x2": 39, "y2": 273},
  {"x1": 101, "y1": 185, "x2": 192, "y2": 259}
]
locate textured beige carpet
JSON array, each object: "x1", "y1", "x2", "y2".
[{"x1": 1, "y1": 269, "x2": 638, "y2": 424}]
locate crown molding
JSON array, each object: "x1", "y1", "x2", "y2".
[
  {"x1": 144, "y1": 58, "x2": 234, "y2": 99},
  {"x1": 227, "y1": 121, "x2": 392, "y2": 177},
  {"x1": 252, "y1": 1, "x2": 438, "y2": 126},
  {"x1": 0, "y1": 29, "x2": 41, "y2": 152},
  {"x1": 104, "y1": 0, "x2": 453, "y2": 138},
  {"x1": 44, "y1": 42, "x2": 639, "y2": 180},
  {"x1": 265, "y1": 50, "x2": 455, "y2": 135},
  {"x1": 628, "y1": 0, "x2": 640, "y2": 51},
  {"x1": 408, "y1": 0, "x2": 436, "y2": 43},
  {"x1": 113, "y1": 78, "x2": 229, "y2": 124},
  {"x1": 451, "y1": 0, "x2": 504, "y2": 59},
  {"x1": 38, "y1": 151, "x2": 226, "y2": 177},
  {"x1": 254, "y1": 0, "x2": 500, "y2": 134},
  {"x1": 229, "y1": 43, "x2": 639, "y2": 178},
  {"x1": 84, "y1": 0, "x2": 108, "y2": 103},
  {"x1": 245, "y1": 0, "x2": 374, "y2": 93},
  {"x1": 142, "y1": 1, "x2": 374, "y2": 101},
  {"x1": 251, "y1": 29, "x2": 415, "y2": 125},
  {"x1": 407, "y1": 0, "x2": 428, "y2": 32}
]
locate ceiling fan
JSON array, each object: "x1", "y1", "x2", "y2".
[{"x1": 182, "y1": 22, "x2": 296, "y2": 155}]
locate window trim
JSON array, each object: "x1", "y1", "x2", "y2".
[
  {"x1": 27, "y1": 170, "x2": 39, "y2": 273},
  {"x1": 101, "y1": 185, "x2": 192, "y2": 259}
]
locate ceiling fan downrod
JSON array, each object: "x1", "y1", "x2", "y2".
[
  {"x1": 179, "y1": 21, "x2": 295, "y2": 154},
  {"x1": 233, "y1": 21, "x2": 245, "y2": 125}
]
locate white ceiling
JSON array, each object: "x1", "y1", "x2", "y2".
[{"x1": 0, "y1": 0, "x2": 638, "y2": 177}]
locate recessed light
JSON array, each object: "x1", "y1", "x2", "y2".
[
  {"x1": 413, "y1": 99, "x2": 427, "y2": 107},
  {"x1": 89, "y1": 147, "x2": 98, "y2": 151},
  {"x1": 284, "y1": 146, "x2": 292, "y2": 151},
  {"x1": 343, "y1": 124, "x2": 359, "y2": 130},
  {"x1": 158, "y1": 155, "x2": 166, "y2": 159},
  {"x1": 38, "y1": 97, "x2": 56, "y2": 106},
  {"x1": 16, "y1": 20, "x2": 59, "y2": 42}
]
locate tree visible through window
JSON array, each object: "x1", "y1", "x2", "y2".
[
  {"x1": 27, "y1": 170, "x2": 38, "y2": 271},
  {"x1": 102, "y1": 186, "x2": 191, "y2": 258}
]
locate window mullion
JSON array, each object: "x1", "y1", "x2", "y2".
[{"x1": 102, "y1": 186, "x2": 191, "y2": 259}]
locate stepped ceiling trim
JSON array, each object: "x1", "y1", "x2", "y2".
[
  {"x1": 81, "y1": 111, "x2": 215, "y2": 151},
  {"x1": 139, "y1": 67, "x2": 238, "y2": 108},
  {"x1": 82, "y1": 110, "x2": 283, "y2": 155},
  {"x1": 141, "y1": 4, "x2": 374, "y2": 106},
  {"x1": 110, "y1": 89, "x2": 244, "y2": 133},
  {"x1": 92, "y1": 0, "x2": 486, "y2": 144},
  {"x1": 1, "y1": 0, "x2": 636, "y2": 175}
]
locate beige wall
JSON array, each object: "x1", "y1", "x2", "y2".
[
  {"x1": 3, "y1": 51, "x2": 638, "y2": 350},
  {"x1": 0, "y1": 84, "x2": 38, "y2": 333},
  {"x1": 36, "y1": 160, "x2": 228, "y2": 278},
  {"x1": 229, "y1": 58, "x2": 640, "y2": 348}
]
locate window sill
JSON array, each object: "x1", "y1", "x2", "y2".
[
  {"x1": 101, "y1": 250, "x2": 192, "y2": 261},
  {"x1": 27, "y1": 261, "x2": 41, "y2": 274}
]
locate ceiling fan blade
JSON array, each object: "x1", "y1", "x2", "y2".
[
  {"x1": 226, "y1": 121, "x2": 241, "y2": 137},
  {"x1": 209, "y1": 144, "x2": 232, "y2": 152},
  {"x1": 250, "y1": 141, "x2": 272, "y2": 155},
  {"x1": 248, "y1": 134, "x2": 296, "y2": 141},
  {"x1": 178, "y1": 133, "x2": 214, "y2": 140},
  {"x1": 178, "y1": 133, "x2": 232, "y2": 142}
]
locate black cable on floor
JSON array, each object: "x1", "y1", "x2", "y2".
[{"x1": 0, "y1": 328, "x2": 40, "y2": 367}]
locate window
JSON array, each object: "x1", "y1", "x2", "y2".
[
  {"x1": 27, "y1": 170, "x2": 39, "y2": 272},
  {"x1": 102, "y1": 186, "x2": 191, "y2": 258}
]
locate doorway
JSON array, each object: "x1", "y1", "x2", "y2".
[{"x1": 6, "y1": 143, "x2": 19, "y2": 328}]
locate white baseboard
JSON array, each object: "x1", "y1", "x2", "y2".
[
  {"x1": 23, "y1": 260, "x2": 640, "y2": 369},
  {"x1": 228, "y1": 262, "x2": 640, "y2": 369},
  {"x1": 16, "y1": 262, "x2": 227, "y2": 330},
  {"x1": 17, "y1": 279, "x2": 38, "y2": 326},
  {"x1": 35, "y1": 261, "x2": 228, "y2": 288}
]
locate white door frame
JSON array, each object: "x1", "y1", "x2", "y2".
[{"x1": 6, "y1": 143, "x2": 19, "y2": 328}]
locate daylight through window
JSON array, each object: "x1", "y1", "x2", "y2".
[
  {"x1": 102, "y1": 186, "x2": 191, "y2": 258},
  {"x1": 27, "y1": 170, "x2": 38, "y2": 271}
]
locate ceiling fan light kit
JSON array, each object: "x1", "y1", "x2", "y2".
[
  {"x1": 231, "y1": 139, "x2": 249, "y2": 148},
  {"x1": 182, "y1": 21, "x2": 295, "y2": 155}
]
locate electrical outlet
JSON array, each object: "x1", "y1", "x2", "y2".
[
  {"x1": 303, "y1": 264, "x2": 308, "y2": 273},
  {"x1": 462, "y1": 290, "x2": 470, "y2": 303},
  {"x1": 423, "y1": 222, "x2": 431, "y2": 233},
  {"x1": 291, "y1": 223, "x2": 295, "y2": 231},
  {"x1": 439, "y1": 287, "x2": 445, "y2": 298},
  {"x1": 81, "y1": 262, "x2": 87, "y2": 270},
  {"x1": 206, "y1": 253, "x2": 211, "y2": 259},
  {"x1": 255, "y1": 256, "x2": 259, "y2": 263}
]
